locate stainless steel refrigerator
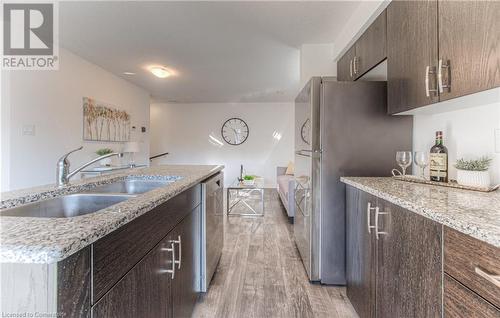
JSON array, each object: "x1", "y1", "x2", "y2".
[{"x1": 294, "y1": 77, "x2": 412, "y2": 284}]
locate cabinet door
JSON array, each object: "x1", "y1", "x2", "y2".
[
  {"x1": 438, "y1": 1, "x2": 500, "y2": 101},
  {"x1": 387, "y1": 1, "x2": 438, "y2": 114},
  {"x1": 337, "y1": 46, "x2": 356, "y2": 81},
  {"x1": 375, "y1": 199, "x2": 442, "y2": 318},
  {"x1": 92, "y1": 237, "x2": 173, "y2": 318},
  {"x1": 346, "y1": 187, "x2": 377, "y2": 318},
  {"x1": 354, "y1": 10, "x2": 387, "y2": 79},
  {"x1": 171, "y1": 206, "x2": 200, "y2": 318}
]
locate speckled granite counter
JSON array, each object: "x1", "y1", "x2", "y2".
[
  {"x1": 0, "y1": 165, "x2": 223, "y2": 264},
  {"x1": 341, "y1": 177, "x2": 500, "y2": 248}
]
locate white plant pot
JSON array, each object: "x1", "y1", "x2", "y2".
[
  {"x1": 100, "y1": 157, "x2": 112, "y2": 167},
  {"x1": 456, "y1": 170, "x2": 491, "y2": 188},
  {"x1": 242, "y1": 179, "x2": 255, "y2": 186}
]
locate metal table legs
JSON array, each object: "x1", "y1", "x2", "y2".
[{"x1": 226, "y1": 188, "x2": 264, "y2": 216}]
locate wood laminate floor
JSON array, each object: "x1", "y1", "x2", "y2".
[{"x1": 192, "y1": 189, "x2": 358, "y2": 318}]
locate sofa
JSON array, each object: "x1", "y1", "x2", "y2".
[{"x1": 276, "y1": 166, "x2": 295, "y2": 222}]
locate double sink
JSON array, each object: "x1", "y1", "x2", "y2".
[{"x1": 0, "y1": 179, "x2": 175, "y2": 218}]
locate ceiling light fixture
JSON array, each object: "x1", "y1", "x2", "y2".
[
  {"x1": 123, "y1": 71, "x2": 135, "y2": 75},
  {"x1": 150, "y1": 66, "x2": 171, "y2": 78}
]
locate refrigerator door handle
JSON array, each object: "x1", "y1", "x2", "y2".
[{"x1": 295, "y1": 150, "x2": 311, "y2": 158}]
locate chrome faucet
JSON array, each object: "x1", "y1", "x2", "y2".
[{"x1": 56, "y1": 146, "x2": 123, "y2": 187}]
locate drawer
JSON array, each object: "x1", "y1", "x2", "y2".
[
  {"x1": 444, "y1": 227, "x2": 500, "y2": 308},
  {"x1": 444, "y1": 274, "x2": 500, "y2": 318},
  {"x1": 92, "y1": 184, "x2": 200, "y2": 303}
]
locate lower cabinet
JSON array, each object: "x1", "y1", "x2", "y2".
[
  {"x1": 92, "y1": 235, "x2": 173, "y2": 318},
  {"x1": 346, "y1": 185, "x2": 442, "y2": 318},
  {"x1": 346, "y1": 188, "x2": 376, "y2": 318},
  {"x1": 171, "y1": 206, "x2": 200, "y2": 318},
  {"x1": 93, "y1": 203, "x2": 201, "y2": 318},
  {"x1": 376, "y1": 198, "x2": 442, "y2": 318}
]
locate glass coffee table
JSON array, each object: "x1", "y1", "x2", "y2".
[{"x1": 226, "y1": 178, "x2": 264, "y2": 216}]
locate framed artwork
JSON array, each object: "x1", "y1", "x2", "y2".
[{"x1": 83, "y1": 97, "x2": 131, "y2": 142}]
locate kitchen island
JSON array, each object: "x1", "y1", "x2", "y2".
[
  {"x1": 341, "y1": 177, "x2": 500, "y2": 318},
  {"x1": 0, "y1": 165, "x2": 223, "y2": 317}
]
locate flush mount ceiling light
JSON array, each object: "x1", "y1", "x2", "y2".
[
  {"x1": 123, "y1": 71, "x2": 135, "y2": 75},
  {"x1": 150, "y1": 66, "x2": 171, "y2": 78}
]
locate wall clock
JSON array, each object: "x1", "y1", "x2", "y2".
[
  {"x1": 301, "y1": 118, "x2": 311, "y2": 145},
  {"x1": 221, "y1": 118, "x2": 249, "y2": 145}
]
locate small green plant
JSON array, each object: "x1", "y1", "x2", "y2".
[
  {"x1": 454, "y1": 156, "x2": 492, "y2": 171},
  {"x1": 96, "y1": 148, "x2": 114, "y2": 156},
  {"x1": 243, "y1": 175, "x2": 255, "y2": 181}
]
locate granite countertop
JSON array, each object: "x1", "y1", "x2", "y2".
[
  {"x1": 0, "y1": 165, "x2": 224, "y2": 264},
  {"x1": 341, "y1": 177, "x2": 500, "y2": 248}
]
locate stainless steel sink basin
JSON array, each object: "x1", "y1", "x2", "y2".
[
  {"x1": 86, "y1": 179, "x2": 173, "y2": 194},
  {"x1": 0, "y1": 193, "x2": 134, "y2": 218}
]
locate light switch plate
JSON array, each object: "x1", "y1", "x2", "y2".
[
  {"x1": 22, "y1": 124, "x2": 36, "y2": 136},
  {"x1": 495, "y1": 129, "x2": 500, "y2": 153}
]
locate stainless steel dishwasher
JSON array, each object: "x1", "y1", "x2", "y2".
[{"x1": 200, "y1": 171, "x2": 224, "y2": 292}]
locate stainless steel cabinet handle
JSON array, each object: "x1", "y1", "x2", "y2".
[
  {"x1": 425, "y1": 66, "x2": 438, "y2": 97},
  {"x1": 438, "y1": 59, "x2": 451, "y2": 93},
  {"x1": 172, "y1": 235, "x2": 182, "y2": 269},
  {"x1": 367, "y1": 202, "x2": 376, "y2": 234},
  {"x1": 475, "y1": 267, "x2": 500, "y2": 288},
  {"x1": 161, "y1": 242, "x2": 176, "y2": 279},
  {"x1": 350, "y1": 59, "x2": 353, "y2": 78},
  {"x1": 353, "y1": 56, "x2": 358, "y2": 75},
  {"x1": 374, "y1": 207, "x2": 388, "y2": 240}
]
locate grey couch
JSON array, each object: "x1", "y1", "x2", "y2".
[{"x1": 276, "y1": 166, "x2": 295, "y2": 222}]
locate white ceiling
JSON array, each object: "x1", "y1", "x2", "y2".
[{"x1": 60, "y1": 1, "x2": 361, "y2": 103}]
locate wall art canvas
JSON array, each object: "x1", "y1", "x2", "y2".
[{"x1": 83, "y1": 97, "x2": 131, "y2": 142}]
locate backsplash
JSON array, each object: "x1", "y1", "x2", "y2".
[{"x1": 412, "y1": 89, "x2": 500, "y2": 184}]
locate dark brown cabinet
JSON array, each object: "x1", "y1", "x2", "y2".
[
  {"x1": 337, "y1": 46, "x2": 356, "y2": 81},
  {"x1": 387, "y1": 1, "x2": 500, "y2": 114},
  {"x1": 93, "y1": 204, "x2": 200, "y2": 318},
  {"x1": 337, "y1": 10, "x2": 387, "y2": 82},
  {"x1": 375, "y1": 198, "x2": 442, "y2": 318},
  {"x1": 92, "y1": 235, "x2": 173, "y2": 318},
  {"x1": 171, "y1": 206, "x2": 200, "y2": 318},
  {"x1": 354, "y1": 10, "x2": 387, "y2": 78},
  {"x1": 438, "y1": 1, "x2": 500, "y2": 102},
  {"x1": 346, "y1": 186, "x2": 443, "y2": 318},
  {"x1": 386, "y1": 0, "x2": 439, "y2": 114},
  {"x1": 444, "y1": 227, "x2": 500, "y2": 316},
  {"x1": 346, "y1": 187, "x2": 376, "y2": 318}
]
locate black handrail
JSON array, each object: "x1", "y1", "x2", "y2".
[{"x1": 149, "y1": 152, "x2": 169, "y2": 161}]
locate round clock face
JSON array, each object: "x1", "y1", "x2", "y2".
[
  {"x1": 301, "y1": 118, "x2": 311, "y2": 145},
  {"x1": 221, "y1": 118, "x2": 249, "y2": 145}
]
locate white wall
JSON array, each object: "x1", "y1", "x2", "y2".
[
  {"x1": 1, "y1": 48, "x2": 151, "y2": 191},
  {"x1": 150, "y1": 102, "x2": 294, "y2": 187},
  {"x1": 300, "y1": 44, "x2": 336, "y2": 86},
  {"x1": 411, "y1": 89, "x2": 500, "y2": 183}
]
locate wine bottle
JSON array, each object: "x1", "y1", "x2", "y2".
[{"x1": 430, "y1": 131, "x2": 448, "y2": 182}]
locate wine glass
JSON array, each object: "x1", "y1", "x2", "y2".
[
  {"x1": 414, "y1": 151, "x2": 430, "y2": 180},
  {"x1": 396, "y1": 151, "x2": 412, "y2": 176}
]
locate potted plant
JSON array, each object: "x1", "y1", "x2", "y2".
[
  {"x1": 96, "y1": 148, "x2": 114, "y2": 166},
  {"x1": 242, "y1": 175, "x2": 255, "y2": 186},
  {"x1": 454, "y1": 156, "x2": 492, "y2": 188}
]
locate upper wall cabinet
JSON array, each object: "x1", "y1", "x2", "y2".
[
  {"x1": 387, "y1": 1, "x2": 438, "y2": 114},
  {"x1": 438, "y1": 1, "x2": 500, "y2": 101},
  {"x1": 337, "y1": 10, "x2": 387, "y2": 82},
  {"x1": 354, "y1": 10, "x2": 387, "y2": 78},
  {"x1": 387, "y1": 1, "x2": 500, "y2": 114},
  {"x1": 338, "y1": 46, "x2": 357, "y2": 81}
]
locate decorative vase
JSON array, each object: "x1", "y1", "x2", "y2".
[
  {"x1": 456, "y1": 170, "x2": 491, "y2": 188},
  {"x1": 100, "y1": 157, "x2": 112, "y2": 167}
]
